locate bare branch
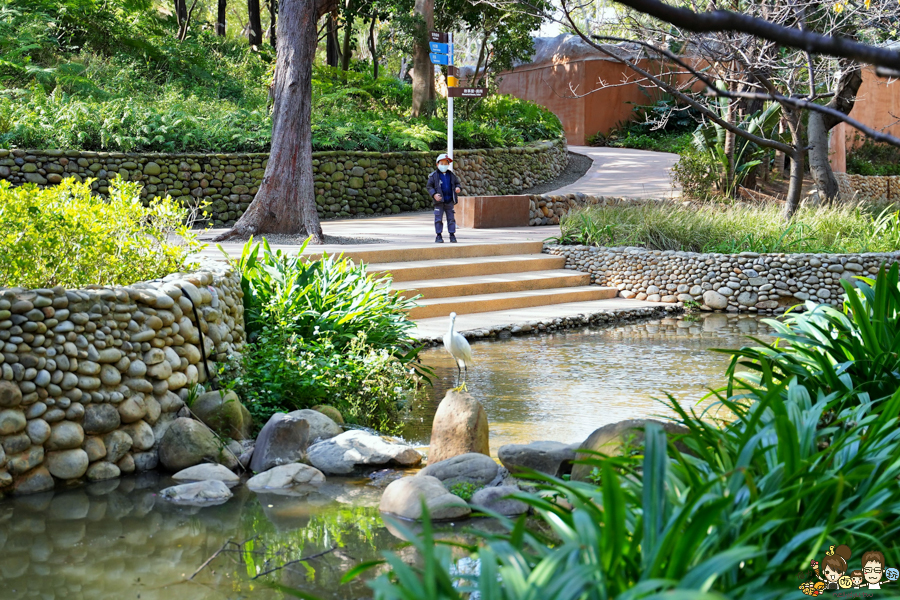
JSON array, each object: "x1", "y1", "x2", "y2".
[{"x1": 608, "y1": 0, "x2": 900, "y2": 72}]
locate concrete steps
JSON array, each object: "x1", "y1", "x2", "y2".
[{"x1": 330, "y1": 241, "x2": 619, "y2": 319}]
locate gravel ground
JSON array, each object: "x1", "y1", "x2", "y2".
[{"x1": 520, "y1": 152, "x2": 593, "y2": 195}]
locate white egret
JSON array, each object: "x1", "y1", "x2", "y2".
[{"x1": 443, "y1": 312, "x2": 473, "y2": 391}]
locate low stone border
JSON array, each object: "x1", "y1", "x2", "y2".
[
  {"x1": 836, "y1": 173, "x2": 900, "y2": 204},
  {"x1": 416, "y1": 305, "x2": 682, "y2": 346},
  {"x1": 0, "y1": 140, "x2": 566, "y2": 227},
  {"x1": 545, "y1": 243, "x2": 900, "y2": 313},
  {"x1": 528, "y1": 194, "x2": 668, "y2": 226},
  {"x1": 0, "y1": 261, "x2": 245, "y2": 495}
]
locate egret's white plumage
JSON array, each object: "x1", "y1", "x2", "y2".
[{"x1": 443, "y1": 312, "x2": 473, "y2": 388}]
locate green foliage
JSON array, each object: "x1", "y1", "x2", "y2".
[
  {"x1": 670, "y1": 148, "x2": 723, "y2": 202},
  {"x1": 590, "y1": 99, "x2": 698, "y2": 154},
  {"x1": 725, "y1": 264, "x2": 900, "y2": 412},
  {"x1": 0, "y1": 177, "x2": 202, "y2": 288},
  {"x1": 221, "y1": 238, "x2": 422, "y2": 431},
  {"x1": 847, "y1": 136, "x2": 900, "y2": 176},
  {"x1": 555, "y1": 202, "x2": 900, "y2": 254},
  {"x1": 448, "y1": 482, "x2": 481, "y2": 502}
]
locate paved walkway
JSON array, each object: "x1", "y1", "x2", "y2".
[{"x1": 547, "y1": 146, "x2": 680, "y2": 198}]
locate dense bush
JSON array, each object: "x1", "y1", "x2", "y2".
[
  {"x1": 0, "y1": 177, "x2": 203, "y2": 288},
  {"x1": 0, "y1": 3, "x2": 563, "y2": 153},
  {"x1": 355, "y1": 273, "x2": 900, "y2": 599},
  {"x1": 221, "y1": 238, "x2": 421, "y2": 431},
  {"x1": 847, "y1": 137, "x2": 900, "y2": 177},
  {"x1": 589, "y1": 99, "x2": 698, "y2": 154},
  {"x1": 554, "y1": 202, "x2": 900, "y2": 254}
]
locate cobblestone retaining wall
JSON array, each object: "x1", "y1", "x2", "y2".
[
  {"x1": 0, "y1": 141, "x2": 566, "y2": 227},
  {"x1": 546, "y1": 244, "x2": 900, "y2": 313},
  {"x1": 528, "y1": 193, "x2": 662, "y2": 225},
  {"x1": 0, "y1": 263, "x2": 244, "y2": 495},
  {"x1": 835, "y1": 173, "x2": 900, "y2": 203}
]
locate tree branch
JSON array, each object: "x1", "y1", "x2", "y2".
[{"x1": 608, "y1": 0, "x2": 900, "y2": 72}]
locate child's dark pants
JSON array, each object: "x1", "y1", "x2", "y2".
[{"x1": 434, "y1": 202, "x2": 456, "y2": 235}]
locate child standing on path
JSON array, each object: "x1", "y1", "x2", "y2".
[{"x1": 426, "y1": 153, "x2": 461, "y2": 243}]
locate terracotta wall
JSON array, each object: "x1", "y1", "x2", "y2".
[
  {"x1": 829, "y1": 67, "x2": 900, "y2": 172},
  {"x1": 496, "y1": 58, "x2": 674, "y2": 145}
]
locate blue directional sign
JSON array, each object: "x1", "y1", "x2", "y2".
[
  {"x1": 429, "y1": 52, "x2": 450, "y2": 65},
  {"x1": 429, "y1": 41, "x2": 450, "y2": 54}
]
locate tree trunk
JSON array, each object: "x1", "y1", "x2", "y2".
[
  {"x1": 216, "y1": 0, "x2": 324, "y2": 243},
  {"x1": 326, "y1": 13, "x2": 340, "y2": 67},
  {"x1": 340, "y1": 2, "x2": 353, "y2": 71},
  {"x1": 267, "y1": 0, "x2": 278, "y2": 47},
  {"x1": 773, "y1": 119, "x2": 786, "y2": 178},
  {"x1": 783, "y1": 114, "x2": 805, "y2": 220},
  {"x1": 248, "y1": 0, "x2": 263, "y2": 46},
  {"x1": 723, "y1": 97, "x2": 737, "y2": 195},
  {"x1": 411, "y1": 0, "x2": 435, "y2": 117},
  {"x1": 216, "y1": 0, "x2": 227, "y2": 36},
  {"x1": 175, "y1": 0, "x2": 187, "y2": 28},
  {"x1": 807, "y1": 111, "x2": 838, "y2": 205},
  {"x1": 368, "y1": 17, "x2": 378, "y2": 79}
]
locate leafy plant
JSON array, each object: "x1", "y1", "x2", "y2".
[
  {"x1": 0, "y1": 177, "x2": 203, "y2": 288},
  {"x1": 847, "y1": 136, "x2": 900, "y2": 177},
  {"x1": 448, "y1": 482, "x2": 481, "y2": 502}
]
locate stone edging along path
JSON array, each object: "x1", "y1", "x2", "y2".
[
  {"x1": 545, "y1": 243, "x2": 900, "y2": 313},
  {"x1": 0, "y1": 140, "x2": 566, "y2": 227},
  {"x1": 0, "y1": 260, "x2": 245, "y2": 495},
  {"x1": 415, "y1": 305, "x2": 682, "y2": 346}
]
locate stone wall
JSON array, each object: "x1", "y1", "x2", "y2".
[
  {"x1": 546, "y1": 244, "x2": 900, "y2": 313},
  {"x1": 0, "y1": 140, "x2": 567, "y2": 227},
  {"x1": 836, "y1": 173, "x2": 900, "y2": 204},
  {"x1": 0, "y1": 262, "x2": 244, "y2": 495},
  {"x1": 528, "y1": 193, "x2": 663, "y2": 225}
]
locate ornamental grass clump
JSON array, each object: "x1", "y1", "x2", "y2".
[
  {"x1": 556, "y1": 202, "x2": 900, "y2": 254},
  {"x1": 0, "y1": 177, "x2": 203, "y2": 288}
]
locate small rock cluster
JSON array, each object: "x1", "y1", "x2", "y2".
[
  {"x1": 528, "y1": 193, "x2": 665, "y2": 226},
  {"x1": 0, "y1": 262, "x2": 245, "y2": 495},
  {"x1": 416, "y1": 305, "x2": 680, "y2": 347},
  {"x1": 0, "y1": 142, "x2": 566, "y2": 228},
  {"x1": 546, "y1": 244, "x2": 900, "y2": 313},
  {"x1": 835, "y1": 173, "x2": 900, "y2": 204}
]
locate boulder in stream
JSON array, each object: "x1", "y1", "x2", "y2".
[
  {"x1": 247, "y1": 463, "x2": 326, "y2": 490},
  {"x1": 419, "y1": 453, "x2": 499, "y2": 487},
  {"x1": 307, "y1": 430, "x2": 422, "y2": 475},
  {"x1": 379, "y1": 475, "x2": 471, "y2": 521},
  {"x1": 498, "y1": 441, "x2": 579, "y2": 478},
  {"x1": 158, "y1": 418, "x2": 237, "y2": 472},
  {"x1": 160, "y1": 480, "x2": 233, "y2": 505},
  {"x1": 287, "y1": 409, "x2": 342, "y2": 443},
  {"x1": 428, "y1": 391, "x2": 489, "y2": 464},
  {"x1": 470, "y1": 485, "x2": 529, "y2": 516},
  {"x1": 191, "y1": 390, "x2": 253, "y2": 441},
  {"x1": 172, "y1": 463, "x2": 240, "y2": 487},
  {"x1": 250, "y1": 413, "x2": 310, "y2": 473}
]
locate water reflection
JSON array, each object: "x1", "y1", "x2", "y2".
[{"x1": 408, "y1": 314, "x2": 773, "y2": 451}]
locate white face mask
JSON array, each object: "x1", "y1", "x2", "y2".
[{"x1": 438, "y1": 164, "x2": 450, "y2": 173}]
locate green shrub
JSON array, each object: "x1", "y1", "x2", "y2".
[
  {"x1": 725, "y1": 264, "x2": 900, "y2": 412},
  {"x1": 0, "y1": 177, "x2": 203, "y2": 288},
  {"x1": 555, "y1": 202, "x2": 900, "y2": 254},
  {"x1": 222, "y1": 237, "x2": 423, "y2": 431},
  {"x1": 670, "y1": 148, "x2": 721, "y2": 201},
  {"x1": 847, "y1": 137, "x2": 900, "y2": 177},
  {"x1": 448, "y1": 482, "x2": 481, "y2": 502}
]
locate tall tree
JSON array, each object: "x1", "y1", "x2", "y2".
[
  {"x1": 411, "y1": 0, "x2": 435, "y2": 116},
  {"x1": 326, "y1": 11, "x2": 341, "y2": 67},
  {"x1": 267, "y1": 0, "x2": 278, "y2": 47},
  {"x1": 248, "y1": 0, "x2": 263, "y2": 45},
  {"x1": 216, "y1": 0, "x2": 338, "y2": 243},
  {"x1": 216, "y1": 0, "x2": 227, "y2": 36}
]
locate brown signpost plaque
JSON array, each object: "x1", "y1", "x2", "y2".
[
  {"x1": 430, "y1": 31, "x2": 449, "y2": 43},
  {"x1": 448, "y1": 87, "x2": 488, "y2": 98}
]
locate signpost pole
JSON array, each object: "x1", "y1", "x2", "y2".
[{"x1": 447, "y1": 31, "x2": 454, "y2": 165}]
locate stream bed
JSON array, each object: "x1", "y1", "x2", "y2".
[{"x1": 0, "y1": 314, "x2": 773, "y2": 600}]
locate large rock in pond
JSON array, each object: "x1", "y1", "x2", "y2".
[
  {"x1": 498, "y1": 441, "x2": 578, "y2": 478},
  {"x1": 308, "y1": 430, "x2": 422, "y2": 475},
  {"x1": 247, "y1": 463, "x2": 326, "y2": 490},
  {"x1": 470, "y1": 485, "x2": 529, "y2": 516},
  {"x1": 428, "y1": 391, "x2": 489, "y2": 464},
  {"x1": 172, "y1": 464, "x2": 240, "y2": 487},
  {"x1": 570, "y1": 419, "x2": 690, "y2": 482},
  {"x1": 158, "y1": 418, "x2": 237, "y2": 471},
  {"x1": 160, "y1": 480, "x2": 233, "y2": 505},
  {"x1": 419, "y1": 453, "x2": 499, "y2": 487},
  {"x1": 192, "y1": 390, "x2": 253, "y2": 440},
  {"x1": 312, "y1": 405, "x2": 345, "y2": 425},
  {"x1": 379, "y1": 475, "x2": 471, "y2": 521},
  {"x1": 250, "y1": 413, "x2": 310, "y2": 473},
  {"x1": 287, "y1": 409, "x2": 342, "y2": 443}
]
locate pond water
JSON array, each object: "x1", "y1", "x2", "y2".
[{"x1": 0, "y1": 314, "x2": 774, "y2": 600}]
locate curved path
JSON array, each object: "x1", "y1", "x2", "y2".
[{"x1": 545, "y1": 146, "x2": 680, "y2": 198}]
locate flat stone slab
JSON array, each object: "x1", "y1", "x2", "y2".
[
  {"x1": 160, "y1": 480, "x2": 233, "y2": 505},
  {"x1": 172, "y1": 464, "x2": 240, "y2": 487},
  {"x1": 247, "y1": 463, "x2": 326, "y2": 490},
  {"x1": 307, "y1": 430, "x2": 423, "y2": 475}
]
